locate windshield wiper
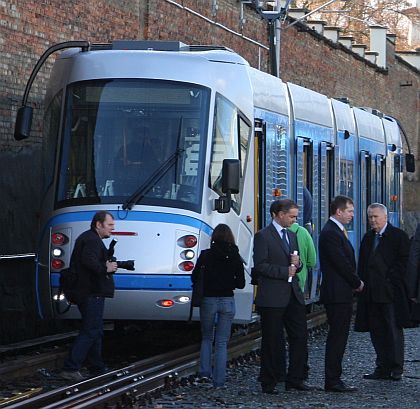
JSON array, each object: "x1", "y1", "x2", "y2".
[{"x1": 122, "y1": 147, "x2": 184, "y2": 210}]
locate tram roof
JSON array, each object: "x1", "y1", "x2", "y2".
[
  {"x1": 331, "y1": 99, "x2": 356, "y2": 135},
  {"x1": 287, "y1": 83, "x2": 333, "y2": 129},
  {"x1": 248, "y1": 67, "x2": 289, "y2": 116},
  {"x1": 353, "y1": 107, "x2": 385, "y2": 143},
  {"x1": 46, "y1": 45, "x2": 254, "y2": 118},
  {"x1": 382, "y1": 116, "x2": 402, "y2": 148}
]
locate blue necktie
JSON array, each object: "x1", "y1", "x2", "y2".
[
  {"x1": 373, "y1": 233, "x2": 381, "y2": 251},
  {"x1": 281, "y1": 229, "x2": 290, "y2": 251}
]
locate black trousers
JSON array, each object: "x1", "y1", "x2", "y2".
[
  {"x1": 324, "y1": 303, "x2": 352, "y2": 388},
  {"x1": 258, "y1": 294, "x2": 308, "y2": 388},
  {"x1": 367, "y1": 303, "x2": 404, "y2": 375}
]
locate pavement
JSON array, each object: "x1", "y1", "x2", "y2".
[{"x1": 143, "y1": 324, "x2": 420, "y2": 408}]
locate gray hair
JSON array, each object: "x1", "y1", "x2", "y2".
[{"x1": 367, "y1": 203, "x2": 388, "y2": 215}]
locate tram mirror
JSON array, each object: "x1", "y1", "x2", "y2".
[
  {"x1": 405, "y1": 154, "x2": 415, "y2": 173},
  {"x1": 14, "y1": 106, "x2": 33, "y2": 140},
  {"x1": 221, "y1": 159, "x2": 240, "y2": 194}
]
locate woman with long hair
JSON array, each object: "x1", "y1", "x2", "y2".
[{"x1": 191, "y1": 223, "x2": 245, "y2": 388}]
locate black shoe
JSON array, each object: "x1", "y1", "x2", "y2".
[
  {"x1": 262, "y1": 388, "x2": 279, "y2": 395},
  {"x1": 285, "y1": 382, "x2": 315, "y2": 391},
  {"x1": 390, "y1": 372, "x2": 402, "y2": 381},
  {"x1": 325, "y1": 383, "x2": 358, "y2": 393},
  {"x1": 89, "y1": 367, "x2": 109, "y2": 377},
  {"x1": 262, "y1": 384, "x2": 279, "y2": 394},
  {"x1": 363, "y1": 372, "x2": 391, "y2": 380}
]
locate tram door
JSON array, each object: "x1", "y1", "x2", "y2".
[
  {"x1": 375, "y1": 154, "x2": 386, "y2": 204},
  {"x1": 320, "y1": 142, "x2": 335, "y2": 228},
  {"x1": 360, "y1": 151, "x2": 372, "y2": 237},
  {"x1": 296, "y1": 137, "x2": 313, "y2": 226},
  {"x1": 296, "y1": 137, "x2": 315, "y2": 299},
  {"x1": 388, "y1": 153, "x2": 402, "y2": 226}
]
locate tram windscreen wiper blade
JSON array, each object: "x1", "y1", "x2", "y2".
[{"x1": 122, "y1": 148, "x2": 184, "y2": 211}]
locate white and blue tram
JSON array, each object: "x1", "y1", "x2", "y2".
[{"x1": 14, "y1": 40, "x2": 413, "y2": 323}]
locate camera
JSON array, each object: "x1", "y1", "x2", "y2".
[
  {"x1": 112, "y1": 258, "x2": 135, "y2": 271},
  {"x1": 108, "y1": 239, "x2": 135, "y2": 271}
]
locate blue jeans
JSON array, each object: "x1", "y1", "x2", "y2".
[
  {"x1": 199, "y1": 296, "x2": 235, "y2": 387},
  {"x1": 64, "y1": 296, "x2": 106, "y2": 371}
]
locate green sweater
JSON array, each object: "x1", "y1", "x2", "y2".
[{"x1": 288, "y1": 223, "x2": 317, "y2": 292}]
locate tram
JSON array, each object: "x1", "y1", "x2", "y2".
[{"x1": 14, "y1": 40, "x2": 414, "y2": 323}]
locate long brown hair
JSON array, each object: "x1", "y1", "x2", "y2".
[{"x1": 211, "y1": 223, "x2": 235, "y2": 244}]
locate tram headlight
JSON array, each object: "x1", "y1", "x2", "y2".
[
  {"x1": 52, "y1": 248, "x2": 63, "y2": 257},
  {"x1": 181, "y1": 250, "x2": 195, "y2": 260}
]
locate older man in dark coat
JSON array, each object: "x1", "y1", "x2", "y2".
[{"x1": 355, "y1": 203, "x2": 411, "y2": 381}]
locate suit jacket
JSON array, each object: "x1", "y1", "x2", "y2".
[
  {"x1": 253, "y1": 223, "x2": 304, "y2": 308},
  {"x1": 71, "y1": 229, "x2": 115, "y2": 299},
  {"x1": 319, "y1": 219, "x2": 360, "y2": 304}
]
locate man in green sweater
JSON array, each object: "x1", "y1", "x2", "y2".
[{"x1": 288, "y1": 222, "x2": 316, "y2": 293}]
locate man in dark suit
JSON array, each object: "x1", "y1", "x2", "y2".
[
  {"x1": 60, "y1": 211, "x2": 118, "y2": 381},
  {"x1": 356, "y1": 203, "x2": 411, "y2": 381},
  {"x1": 253, "y1": 199, "x2": 313, "y2": 394},
  {"x1": 319, "y1": 195, "x2": 363, "y2": 393}
]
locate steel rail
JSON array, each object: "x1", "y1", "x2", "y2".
[{"x1": 5, "y1": 310, "x2": 326, "y2": 408}]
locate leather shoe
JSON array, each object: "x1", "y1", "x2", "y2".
[
  {"x1": 390, "y1": 372, "x2": 402, "y2": 381},
  {"x1": 363, "y1": 372, "x2": 391, "y2": 380},
  {"x1": 285, "y1": 382, "x2": 314, "y2": 391},
  {"x1": 325, "y1": 383, "x2": 358, "y2": 392},
  {"x1": 262, "y1": 387, "x2": 279, "y2": 395}
]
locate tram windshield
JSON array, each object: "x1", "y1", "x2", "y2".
[{"x1": 56, "y1": 79, "x2": 210, "y2": 212}]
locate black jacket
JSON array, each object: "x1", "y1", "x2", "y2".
[
  {"x1": 71, "y1": 229, "x2": 115, "y2": 299},
  {"x1": 253, "y1": 223, "x2": 304, "y2": 308},
  {"x1": 191, "y1": 240, "x2": 245, "y2": 297},
  {"x1": 355, "y1": 223, "x2": 411, "y2": 330},
  {"x1": 357, "y1": 223, "x2": 410, "y2": 303},
  {"x1": 319, "y1": 219, "x2": 361, "y2": 304}
]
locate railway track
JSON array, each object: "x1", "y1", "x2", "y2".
[{"x1": 1, "y1": 310, "x2": 326, "y2": 408}]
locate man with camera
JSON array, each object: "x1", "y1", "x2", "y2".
[{"x1": 60, "y1": 211, "x2": 118, "y2": 381}]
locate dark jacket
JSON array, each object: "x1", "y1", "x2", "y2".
[
  {"x1": 253, "y1": 223, "x2": 304, "y2": 308},
  {"x1": 319, "y1": 219, "x2": 361, "y2": 304},
  {"x1": 355, "y1": 223, "x2": 411, "y2": 330},
  {"x1": 71, "y1": 229, "x2": 115, "y2": 299},
  {"x1": 191, "y1": 240, "x2": 245, "y2": 297},
  {"x1": 406, "y1": 223, "x2": 420, "y2": 301}
]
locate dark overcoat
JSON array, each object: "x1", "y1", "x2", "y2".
[{"x1": 355, "y1": 223, "x2": 411, "y2": 331}]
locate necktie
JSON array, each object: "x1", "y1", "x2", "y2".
[
  {"x1": 373, "y1": 233, "x2": 380, "y2": 251},
  {"x1": 281, "y1": 229, "x2": 290, "y2": 251},
  {"x1": 343, "y1": 228, "x2": 348, "y2": 239}
]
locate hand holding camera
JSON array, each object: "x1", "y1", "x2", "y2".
[{"x1": 107, "y1": 239, "x2": 135, "y2": 271}]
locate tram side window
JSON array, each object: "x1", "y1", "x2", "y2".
[
  {"x1": 339, "y1": 159, "x2": 354, "y2": 199},
  {"x1": 209, "y1": 94, "x2": 250, "y2": 212},
  {"x1": 390, "y1": 154, "x2": 401, "y2": 212},
  {"x1": 42, "y1": 91, "x2": 62, "y2": 193}
]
